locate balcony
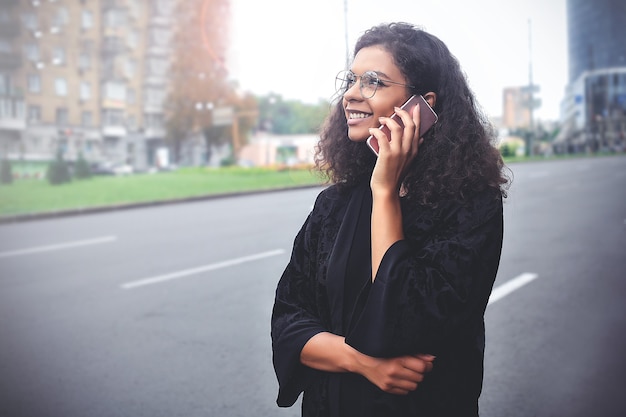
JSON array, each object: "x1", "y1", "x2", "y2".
[
  {"x1": 102, "y1": 36, "x2": 128, "y2": 55},
  {"x1": 0, "y1": 96, "x2": 26, "y2": 130},
  {"x1": 101, "y1": 124, "x2": 127, "y2": 138}
]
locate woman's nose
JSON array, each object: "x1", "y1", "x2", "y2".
[{"x1": 343, "y1": 80, "x2": 362, "y2": 101}]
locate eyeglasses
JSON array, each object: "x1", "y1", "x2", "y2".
[{"x1": 335, "y1": 70, "x2": 414, "y2": 99}]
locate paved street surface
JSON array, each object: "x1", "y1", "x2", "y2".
[{"x1": 1, "y1": 155, "x2": 625, "y2": 417}]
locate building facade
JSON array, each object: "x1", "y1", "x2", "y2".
[
  {"x1": 0, "y1": 0, "x2": 196, "y2": 172},
  {"x1": 557, "y1": 0, "x2": 626, "y2": 152},
  {"x1": 502, "y1": 86, "x2": 532, "y2": 129}
]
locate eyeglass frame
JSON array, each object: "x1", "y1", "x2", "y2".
[{"x1": 335, "y1": 69, "x2": 415, "y2": 99}]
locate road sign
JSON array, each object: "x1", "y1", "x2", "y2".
[
  {"x1": 521, "y1": 85, "x2": 541, "y2": 93},
  {"x1": 212, "y1": 107, "x2": 234, "y2": 126}
]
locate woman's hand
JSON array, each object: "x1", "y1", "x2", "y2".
[
  {"x1": 369, "y1": 103, "x2": 424, "y2": 279},
  {"x1": 354, "y1": 351, "x2": 435, "y2": 395},
  {"x1": 369, "y1": 104, "x2": 424, "y2": 195},
  {"x1": 301, "y1": 333, "x2": 435, "y2": 395}
]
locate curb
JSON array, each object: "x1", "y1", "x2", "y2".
[{"x1": 0, "y1": 184, "x2": 325, "y2": 225}]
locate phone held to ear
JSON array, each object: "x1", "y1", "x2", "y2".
[{"x1": 366, "y1": 94, "x2": 438, "y2": 156}]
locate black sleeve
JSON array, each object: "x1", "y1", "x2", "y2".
[
  {"x1": 346, "y1": 193, "x2": 504, "y2": 357},
  {"x1": 271, "y1": 204, "x2": 326, "y2": 407}
]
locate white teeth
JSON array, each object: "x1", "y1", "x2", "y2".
[{"x1": 349, "y1": 112, "x2": 370, "y2": 119}]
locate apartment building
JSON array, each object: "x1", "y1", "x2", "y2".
[
  {"x1": 502, "y1": 86, "x2": 533, "y2": 130},
  {"x1": 0, "y1": 0, "x2": 178, "y2": 170}
]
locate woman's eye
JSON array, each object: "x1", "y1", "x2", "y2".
[{"x1": 364, "y1": 76, "x2": 380, "y2": 87}]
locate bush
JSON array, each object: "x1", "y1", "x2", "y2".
[
  {"x1": 74, "y1": 153, "x2": 91, "y2": 179},
  {"x1": 220, "y1": 156, "x2": 236, "y2": 167},
  {"x1": 46, "y1": 151, "x2": 72, "y2": 185},
  {"x1": 1, "y1": 158, "x2": 12, "y2": 184},
  {"x1": 499, "y1": 143, "x2": 515, "y2": 158}
]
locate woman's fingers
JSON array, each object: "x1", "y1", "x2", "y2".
[
  {"x1": 379, "y1": 104, "x2": 421, "y2": 156},
  {"x1": 356, "y1": 351, "x2": 436, "y2": 395}
]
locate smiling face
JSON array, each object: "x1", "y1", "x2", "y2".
[{"x1": 342, "y1": 46, "x2": 412, "y2": 142}]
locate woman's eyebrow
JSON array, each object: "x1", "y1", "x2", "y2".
[
  {"x1": 373, "y1": 71, "x2": 392, "y2": 79},
  {"x1": 349, "y1": 69, "x2": 391, "y2": 79}
]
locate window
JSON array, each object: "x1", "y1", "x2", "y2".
[
  {"x1": 124, "y1": 59, "x2": 135, "y2": 78},
  {"x1": 0, "y1": 74, "x2": 10, "y2": 95},
  {"x1": 102, "y1": 109, "x2": 124, "y2": 126},
  {"x1": 126, "y1": 30, "x2": 138, "y2": 49},
  {"x1": 81, "y1": 111, "x2": 92, "y2": 127},
  {"x1": 145, "y1": 113, "x2": 163, "y2": 129},
  {"x1": 148, "y1": 58, "x2": 168, "y2": 77},
  {"x1": 0, "y1": 74, "x2": 18, "y2": 95},
  {"x1": 150, "y1": 27, "x2": 170, "y2": 48},
  {"x1": 53, "y1": 7, "x2": 69, "y2": 26},
  {"x1": 127, "y1": 114, "x2": 136, "y2": 129},
  {"x1": 127, "y1": 87, "x2": 135, "y2": 104},
  {"x1": 104, "y1": 9, "x2": 126, "y2": 28},
  {"x1": 81, "y1": 10, "x2": 93, "y2": 29},
  {"x1": 145, "y1": 87, "x2": 165, "y2": 106},
  {"x1": 24, "y1": 43, "x2": 40, "y2": 61},
  {"x1": 28, "y1": 105, "x2": 41, "y2": 122},
  {"x1": 78, "y1": 51, "x2": 91, "y2": 70},
  {"x1": 54, "y1": 78, "x2": 67, "y2": 96},
  {"x1": 27, "y1": 74, "x2": 41, "y2": 93},
  {"x1": 104, "y1": 82, "x2": 126, "y2": 102},
  {"x1": 21, "y1": 12, "x2": 38, "y2": 30},
  {"x1": 156, "y1": 0, "x2": 174, "y2": 15},
  {"x1": 1, "y1": 98, "x2": 25, "y2": 120},
  {"x1": 52, "y1": 47, "x2": 65, "y2": 65},
  {"x1": 80, "y1": 81, "x2": 91, "y2": 100},
  {"x1": 56, "y1": 107, "x2": 69, "y2": 125}
]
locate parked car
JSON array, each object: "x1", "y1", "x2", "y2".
[{"x1": 90, "y1": 162, "x2": 134, "y2": 176}]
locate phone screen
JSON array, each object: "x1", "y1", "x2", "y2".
[{"x1": 366, "y1": 94, "x2": 438, "y2": 156}]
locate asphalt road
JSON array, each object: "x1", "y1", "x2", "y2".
[{"x1": 1, "y1": 155, "x2": 625, "y2": 417}]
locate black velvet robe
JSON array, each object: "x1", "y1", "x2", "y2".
[{"x1": 271, "y1": 182, "x2": 503, "y2": 417}]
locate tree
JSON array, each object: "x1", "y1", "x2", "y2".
[
  {"x1": 166, "y1": 0, "x2": 257, "y2": 164},
  {"x1": 256, "y1": 94, "x2": 330, "y2": 134},
  {"x1": 499, "y1": 143, "x2": 515, "y2": 158},
  {"x1": 0, "y1": 158, "x2": 12, "y2": 185},
  {"x1": 46, "y1": 150, "x2": 71, "y2": 185},
  {"x1": 74, "y1": 152, "x2": 91, "y2": 180}
]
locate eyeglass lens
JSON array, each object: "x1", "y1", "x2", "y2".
[{"x1": 335, "y1": 71, "x2": 379, "y2": 99}]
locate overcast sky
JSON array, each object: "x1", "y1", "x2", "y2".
[{"x1": 227, "y1": 0, "x2": 567, "y2": 121}]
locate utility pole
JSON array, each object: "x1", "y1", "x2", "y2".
[
  {"x1": 527, "y1": 19, "x2": 535, "y2": 156},
  {"x1": 344, "y1": 0, "x2": 350, "y2": 69},
  {"x1": 525, "y1": 18, "x2": 541, "y2": 156}
]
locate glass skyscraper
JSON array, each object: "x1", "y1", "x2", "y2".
[
  {"x1": 567, "y1": 0, "x2": 626, "y2": 83},
  {"x1": 557, "y1": 0, "x2": 626, "y2": 152}
]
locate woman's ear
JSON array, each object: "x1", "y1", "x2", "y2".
[{"x1": 423, "y1": 92, "x2": 437, "y2": 108}]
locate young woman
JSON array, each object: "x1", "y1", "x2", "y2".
[{"x1": 271, "y1": 22, "x2": 510, "y2": 416}]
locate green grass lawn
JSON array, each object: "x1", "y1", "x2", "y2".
[
  {"x1": 1, "y1": 153, "x2": 620, "y2": 219},
  {"x1": 0, "y1": 166, "x2": 326, "y2": 218}
]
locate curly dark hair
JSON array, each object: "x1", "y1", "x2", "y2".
[{"x1": 315, "y1": 22, "x2": 511, "y2": 206}]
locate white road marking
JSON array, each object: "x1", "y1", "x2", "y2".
[
  {"x1": 488, "y1": 272, "x2": 539, "y2": 305},
  {"x1": 120, "y1": 249, "x2": 286, "y2": 289},
  {"x1": 0, "y1": 236, "x2": 117, "y2": 258}
]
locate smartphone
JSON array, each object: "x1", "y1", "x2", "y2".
[{"x1": 366, "y1": 94, "x2": 438, "y2": 156}]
